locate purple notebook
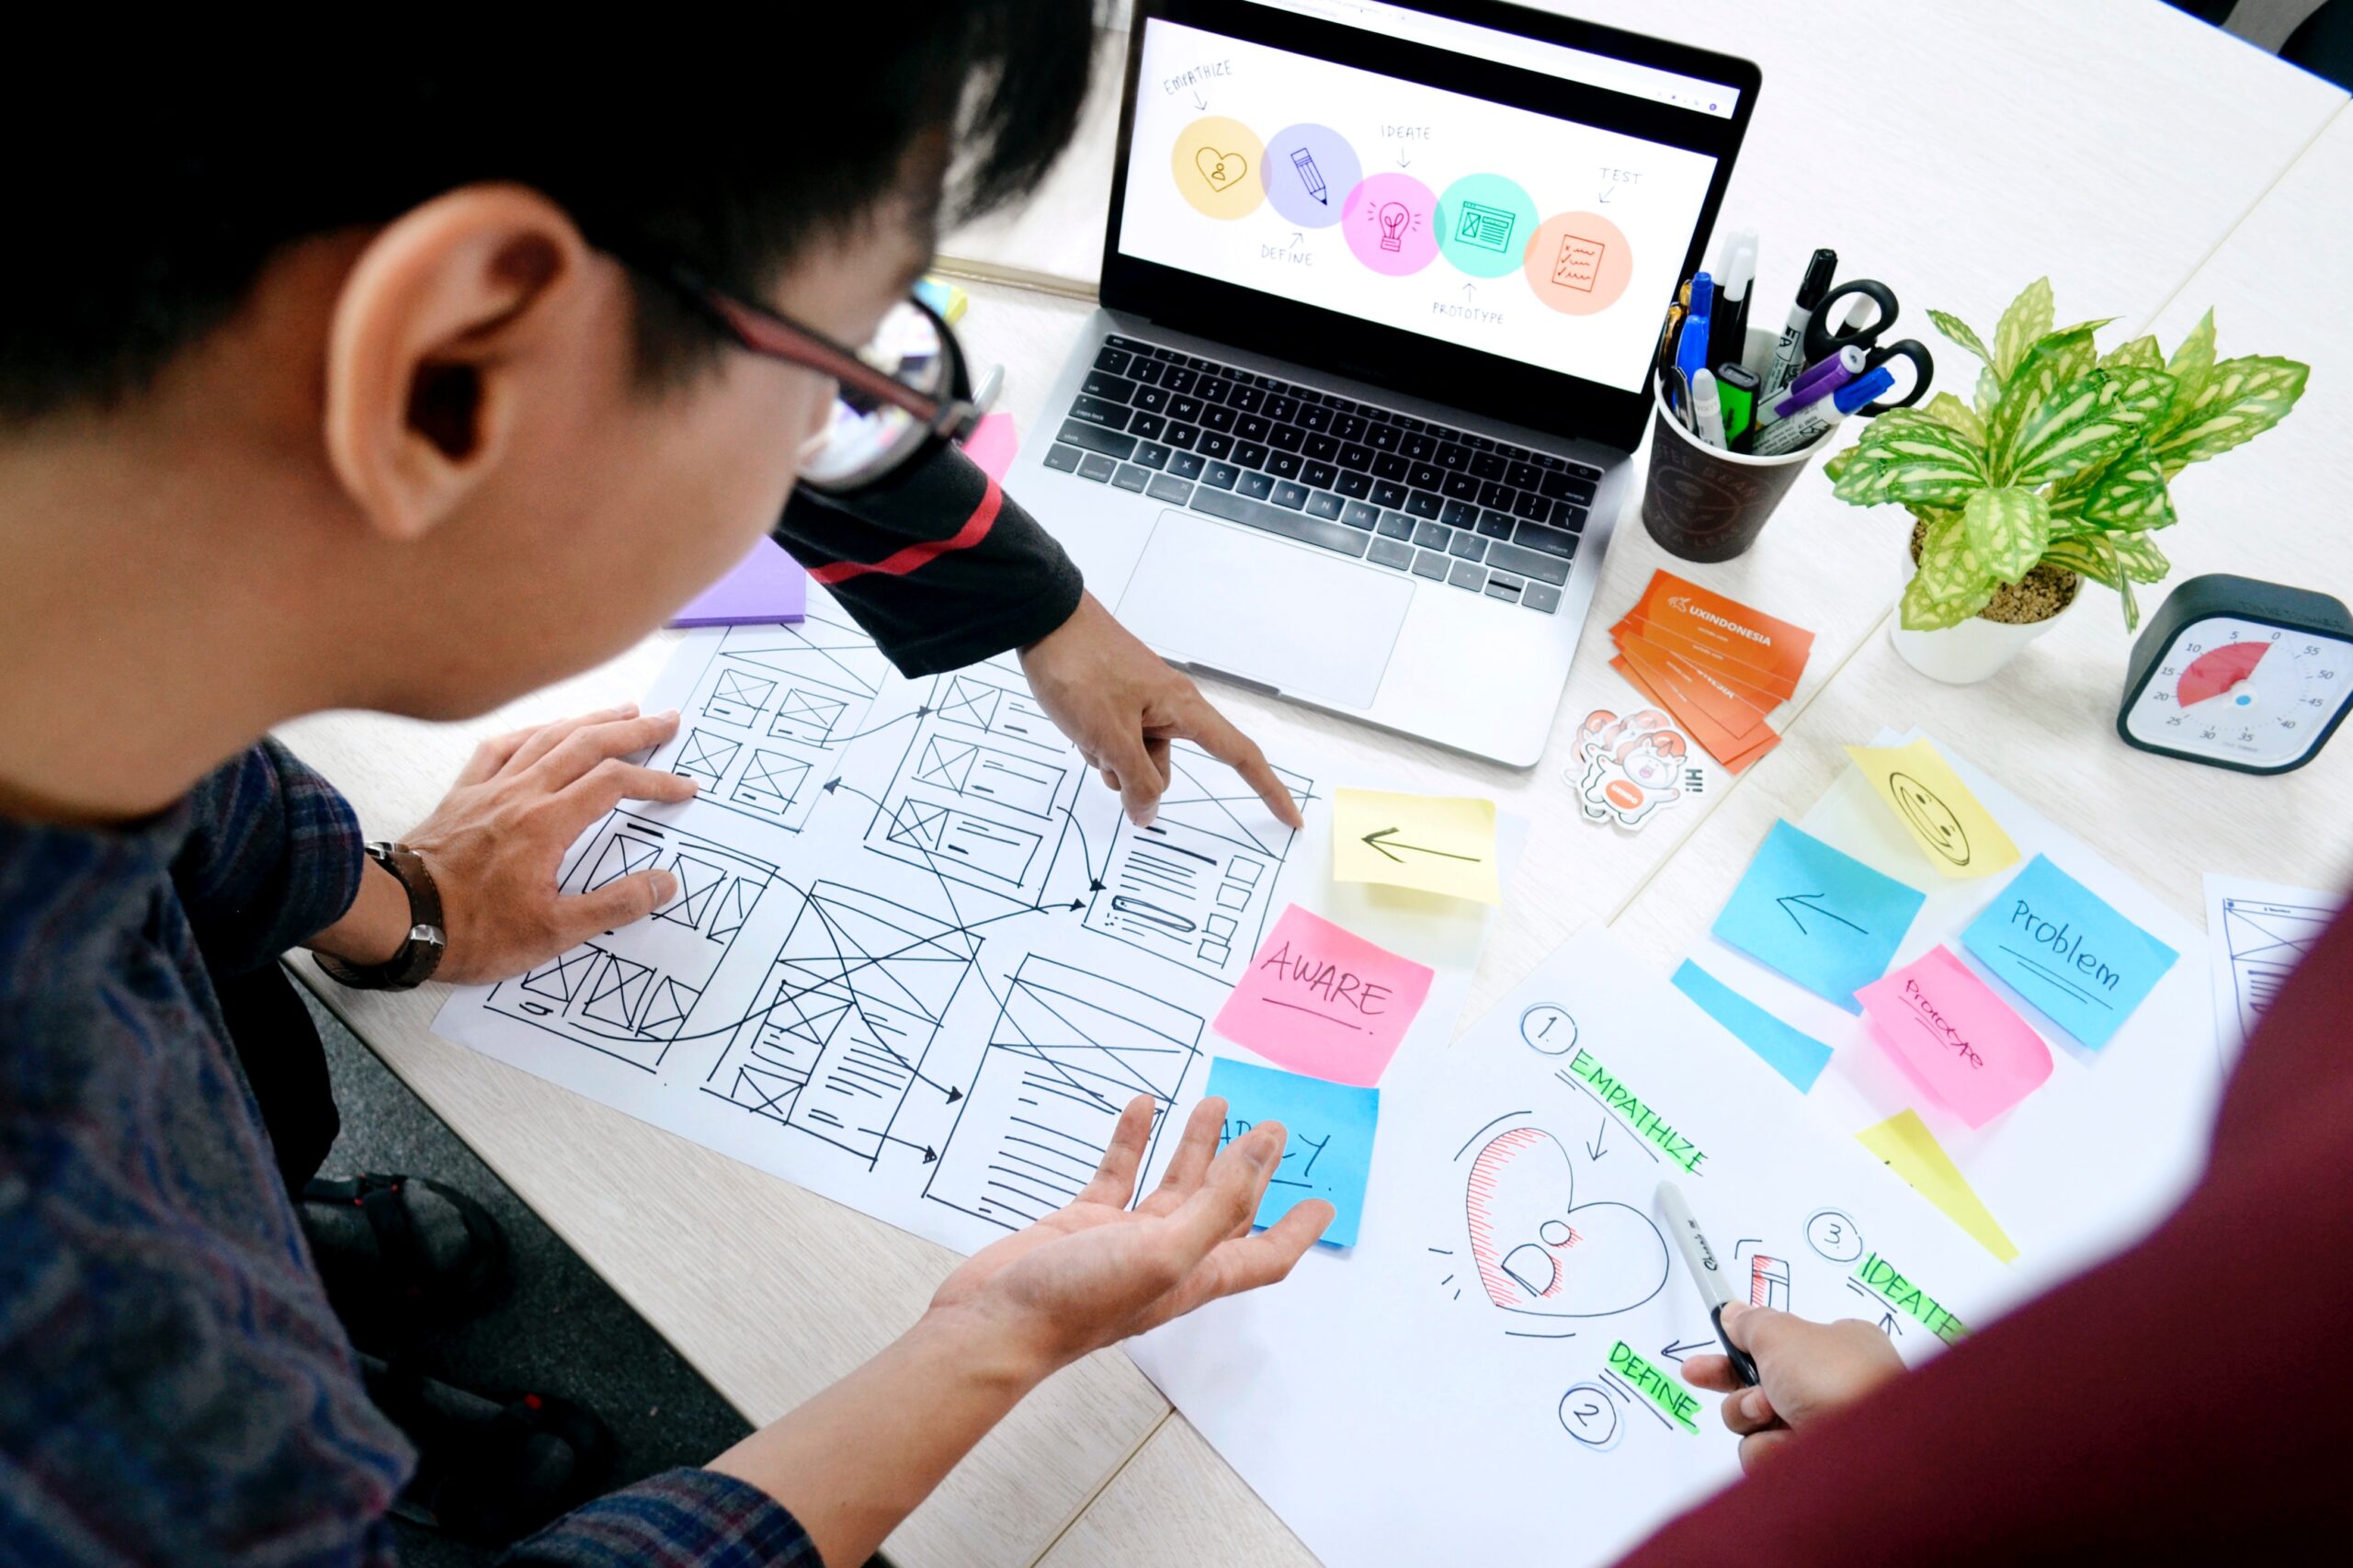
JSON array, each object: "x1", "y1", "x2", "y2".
[{"x1": 668, "y1": 538, "x2": 806, "y2": 628}]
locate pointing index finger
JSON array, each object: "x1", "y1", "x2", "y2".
[{"x1": 1180, "y1": 700, "x2": 1302, "y2": 831}]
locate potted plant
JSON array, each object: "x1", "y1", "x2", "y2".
[{"x1": 1824, "y1": 278, "x2": 2310, "y2": 683}]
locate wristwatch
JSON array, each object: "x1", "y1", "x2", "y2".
[{"x1": 314, "y1": 842, "x2": 448, "y2": 992}]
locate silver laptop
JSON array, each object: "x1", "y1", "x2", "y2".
[{"x1": 1006, "y1": 0, "x2": 1758, "y2": 766}]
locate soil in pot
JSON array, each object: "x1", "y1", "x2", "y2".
[{"x1": 1909, "y1": 517, "x2": 2080, "y2": 625}]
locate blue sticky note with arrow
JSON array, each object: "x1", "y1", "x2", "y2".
[
  {"x1": 1206, "y1": 1056, "x2": 1379, "y2": 1248},
  {"x1": 1960, "y1": 853, "x2": 2177, "y2": 1050},
  {"x1": 1712, "y1": 820, "x2": 1926, "y2": 1013}
]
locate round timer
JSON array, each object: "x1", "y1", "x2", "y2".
[{"x1": 2118, "y1": 574, "x2": 2353, "y2": 774}]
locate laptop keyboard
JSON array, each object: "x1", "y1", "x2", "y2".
[{"x1": 1040, "y1": 335, "x2": 1600, "y2": 615}]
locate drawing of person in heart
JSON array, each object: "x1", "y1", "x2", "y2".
[{"x1": 1462, "y1": 1125, "x2": 1670, "y2": 1317}]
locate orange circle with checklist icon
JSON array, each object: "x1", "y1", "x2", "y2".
[
  {"x1": 1522, "y1": 210, "x2": 1632, "y2": 314},
  {"x1": 1172, "y1": 115, "x2": 1265, "y2": 220}
]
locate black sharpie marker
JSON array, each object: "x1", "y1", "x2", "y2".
[{"x1": 1658, "y1": 1180, "x2": 1760, "y2": 1387}]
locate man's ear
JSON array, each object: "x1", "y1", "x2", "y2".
[{"x1": 323, "y1": 184, "x2": 597, "y2": 542}]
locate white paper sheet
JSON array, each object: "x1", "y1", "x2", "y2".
[
  {"x1": 1128, "y1": 928, "x2": 2010, "y2": 1568},
  {"x1": 1678, "y1": 731, "x2": 2218, "y2": 1310},
  {"x1": 2203, "y1": 872, "x2": 2341, "y2": 1068},
  {"x1": 432, "y1": 592, "x2": 1517, "y2": 1258}
]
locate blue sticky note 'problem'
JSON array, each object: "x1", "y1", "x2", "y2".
[
  {"x1": 1712, "y1": 820, "x2": 1927, "y2": 1013},
  {"x1": 1961, "y1": 854, "x2": 2177, "y2": 1050},
  {"x1": 1672, "y1": 960, "x2": 1836, "y2": 1091},
  {"x1": 1205, "y1": 1056, "x2": 1380, "y2": 1248}
]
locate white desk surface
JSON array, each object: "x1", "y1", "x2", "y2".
[{"x1": 283, "y1": 7, "x2": 2348, "y2": 1564}]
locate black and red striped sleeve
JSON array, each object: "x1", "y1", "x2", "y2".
[{"x1": 772, "y1": 441, "x2": 1083, "y2": 676}]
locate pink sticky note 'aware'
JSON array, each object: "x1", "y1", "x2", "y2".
[
  {"x1": 960, "y1": 413, "x2": 1019, "y2": 483},
  {"x1": 1857, "y1": 946, "x2": 2052, "y2": 1128},
  {"x1": 1211, "y1": 904, "x2": 1435, "y2": 1087}
]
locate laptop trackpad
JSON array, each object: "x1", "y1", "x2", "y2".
[{"x1": 1112, "y1": 510, "x2": 1410, "y2": 710}]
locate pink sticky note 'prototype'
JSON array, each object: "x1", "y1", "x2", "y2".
[
  {"x1": 1211, "y1": 903, "x2": 1435, "y2": 1087},
  {"x1": 1857, "y1": 946, "x2": 2052, "y2": 1128}
]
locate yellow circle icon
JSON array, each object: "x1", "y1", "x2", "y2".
[{"x1": 1172, "y1": 115, "x2": 1265, "y2": 220}]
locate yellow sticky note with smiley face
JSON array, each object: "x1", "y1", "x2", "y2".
[{"x1": 1843, "y1": 739, "x2": 2020, "y2": 880}]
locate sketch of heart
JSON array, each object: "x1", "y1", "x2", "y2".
[
  {"x1": 1194, "y1": 146, "x2": 1247, "y2": 191},
  {"x1": 1463, "y1": 1126, "x2": 1669, "y2": 1317}
]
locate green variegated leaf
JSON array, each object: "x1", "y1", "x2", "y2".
[
  {"x1": 1917, "y1": 391, "x2": 1988, "y2": 449},
  {"x1": 1928, "y1": 310, "x2": 1991, "y2": 364},
  {"x1": 1833, "y1": 411, "x2": 1988, "y2": 506},
  {"x1": 2111, "y1": 538, "x2": 2141, "y2": 630},
  {"x1": 2048, "y1": 317, "x2": 2120, "y2": 342},
  {"x1": 2074, "y1": 439, "x2": 2177, "y2": 531},
  {"x1": 2108, "y1": 529, "x2": 2171, "y2": 584},
  {"x1": 2150, "y1": 355, "x2": 2310, "y2": 472},
  {"x1": 2157, "y1": 309, "x2": 2217, "y2": 440},
  {"x1": 2099, "y1": 335, "x2": 2163, "y2": 369},
  {"x1": 1974, "y1": 363, "x2": 2004, "y2": 418},
  {"x1": 2040, "y1": 536, "x2": 2118, "y2": 586},
  {"x1": 2007, "y1": 366, "x2": 2177, "y2": 488},
  {"x1": 1904, "y1": 508, "x2": 2001, "y2": 631},
  {"x1": 1961, "y1": 486, "x2": 2052, "y2": 583},
  {"x1": 1992, "y1": 278, "x2": 2054, "y2": 378},
  {"x1": 1823, "y1": 446, "x2": 1856, "y2": 483},
  {"x1": 1985, "y1": 328, "x2": 2097, "y2": 474}
]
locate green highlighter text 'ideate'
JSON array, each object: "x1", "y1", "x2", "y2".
[
  {"x1": 1563, "y1": 1049, "x2": 1708, "y2": 1174},
  {"x1": 1608, "y1": 1342, "x2": 1700, "y2": 1434},
  {"x1": 1854, "y1": 1252, "x2": 1970, "y2": 1345}
]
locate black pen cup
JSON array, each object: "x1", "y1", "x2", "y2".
[{"x1": 1639, "y1": 329, "x2": 1822, "y2": 563}]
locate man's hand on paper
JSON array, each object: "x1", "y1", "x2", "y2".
[
  {"x1": 926, "y1": 1094, "x2": 1331, "y2": 1376},
  {"x1": 401, "y1": 705, "x2": 698, "y2": 984},
  {"x1": 1021, "y1": 591, "x2": 1304, "y2": 831},
  {"x1": 1683, "y1": 1301, "x2": 1905, "y2": 1472}
]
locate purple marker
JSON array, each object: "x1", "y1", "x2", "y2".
[
  {"x1": 1765, "y1": 345, "x2": 1869, "y2": 422},
  {"x1": 1749, "y1": 366, "x2": 1894, "y2": 456}
]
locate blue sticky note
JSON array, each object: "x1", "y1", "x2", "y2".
[
  {"x1": 1961, "y1": 854, "x2": 2178, "y2": 1050},
  {"x1": 1205, "y1": 1056, "x2": 1379, "y2": 1248},
  {"x1": 1673, "y1": 960, "x2": 1836, "y2": 1091},
  {"x1": 1712, "y1": 820, "x2": 1927, "y2": 1013}
]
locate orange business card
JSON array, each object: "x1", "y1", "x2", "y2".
[
  {"x1": 1614, "y1": 629, "x2": 1779, "y2": 741},
  {"x1": 1614, "y1": 613, "x2": 1797, "y2": 711},
  {"x1": 1608, "y1": 656, "x2": 1779, "y2": 773},
  {"x1": 1629, "y1": 572, "x2": 1814, "y2": 699}
]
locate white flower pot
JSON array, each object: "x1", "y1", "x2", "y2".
[{"x1": 1892, "y1": 534, "x2": 2080, "y2": 684}]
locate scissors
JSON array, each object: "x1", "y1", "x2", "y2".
[{"x1": 1799, "y1": 278, "x2": 1933, "y2": 415}]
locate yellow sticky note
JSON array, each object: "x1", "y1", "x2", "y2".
[
  {"x1": 1843, "y1": 738, "x2": 2020, "y2": 879},
  {"x1": 1331, "y1": 788, "x2": 1500, "y2": 904},
  {"x1": 1856, "y1": 1109, "x2": 2019, "y2": 1263}
]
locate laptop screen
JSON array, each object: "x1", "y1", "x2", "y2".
[{"x1": 1106, "y1": 2, "x2": 1756, "y2": 443}]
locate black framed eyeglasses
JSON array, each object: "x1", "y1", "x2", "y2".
[{"x1": 662, "y1": 264, "x2": 983, "y2": 494}]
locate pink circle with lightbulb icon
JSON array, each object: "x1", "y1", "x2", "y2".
[{"x1": 1340, "y1": 172, "x2": 1438, "y2": 276}]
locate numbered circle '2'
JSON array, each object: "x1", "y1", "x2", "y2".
[
  {"x1": 1519, "y1": 1004, "x2": 1577, "y2": 1056},
  {"x1": 1558, "y1": 1383, "x2": 1622, "y2": 1450}
]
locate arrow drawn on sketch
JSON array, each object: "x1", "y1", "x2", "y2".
[
  {"x1": 1656, "y1": 1336, "x2": 1715, "y2": 1365},
  {"x1": 1192, "y1": 90, "x2": 1207, "y2": 109},
  {"x1": 1585, "y1": 1119, "x2": 1608, "y2": 1162},
  {"x1": 824, "y1": 705, "x2": 929, "y2": 745},
  {"x1": 1597, "y1": 186, "x2": 1613, "y2": 204},
  {"x1": 878, "y1": 1132, "x2": 939, "y2": 1164},
  {"x1": 1360, "y1": 826, "x2": 1480, "y2": 865},
  {"x1": 1777, "y1": 892, "x2": 1867, "y2": 937}
]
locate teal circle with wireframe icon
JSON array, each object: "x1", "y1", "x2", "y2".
[{"x1": 1435, "y1": 173, "x2": 1539, "y2": 278}]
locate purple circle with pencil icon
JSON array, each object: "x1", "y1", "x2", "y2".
[{"x1": 1265, "y1": 123, "x2": 1358, "y2": 229}]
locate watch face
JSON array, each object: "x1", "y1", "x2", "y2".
[{"x1": 2124, "y1": 614, "x2": 2352, "y2": 767}]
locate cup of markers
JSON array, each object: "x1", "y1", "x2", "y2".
[{"x1": 1641, "y1": 270, "x2": 1900, "y2": 563}]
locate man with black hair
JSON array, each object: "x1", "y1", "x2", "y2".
[{"x1": 0, "y1": 15, "x2": 1328, "y2": 1563}]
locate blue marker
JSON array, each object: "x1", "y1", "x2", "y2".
[{"x1": 1676, "y1": 272, "x2": 1715, "y2": 388}]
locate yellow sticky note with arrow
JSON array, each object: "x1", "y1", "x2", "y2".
[
  {"x1": 1843, "y1": 738, "x2": 2019, "y2": 880},
  {"x1": 1331, "y1": 788, "x2": 1500, "y2": 904}
]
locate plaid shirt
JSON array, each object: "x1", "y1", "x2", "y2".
[{"x1": 0, "y1": 742, "x2": 813, "y2": 1565}]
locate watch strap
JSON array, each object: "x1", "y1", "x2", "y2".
[{"x1": 315, "y1": 842, "x2": 448, "y2": 992}]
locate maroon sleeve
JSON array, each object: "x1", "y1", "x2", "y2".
[{"x1": 1612, "y1": 895, "x2": 2353, "y2": 1565}]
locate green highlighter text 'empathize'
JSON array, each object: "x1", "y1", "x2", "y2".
[
  {"x1": 1854, "y1": 1252, "x2": 1970, "y2": 1345},
  {"x1": 1564, "y1": 1049, "x2": 1707, "y2": 1174}
]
